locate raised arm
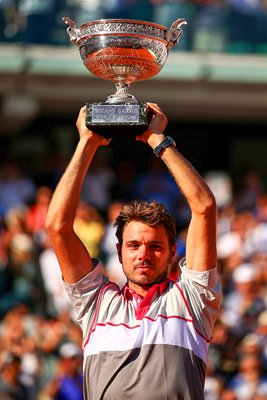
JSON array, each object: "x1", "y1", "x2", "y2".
[
  {"x1": 45, "y1": 106, "x2": 110, "y2": 283},
  {"x1": 137, "y1": 103, "x2": 217, "y2": 271}
]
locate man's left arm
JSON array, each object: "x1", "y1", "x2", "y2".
[{"x1": 137, "y1": 103, "x2": 217, "y2": 272}]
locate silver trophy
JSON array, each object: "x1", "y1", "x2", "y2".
[{"x1": 63, "y1": 17, "x2": 187, "y2": 138}]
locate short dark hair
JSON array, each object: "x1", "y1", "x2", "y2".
[{"x1": 114, "y1": 199, "x2": 177, "y2": 247}]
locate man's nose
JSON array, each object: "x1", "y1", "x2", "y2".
[{"x1": 138, "y1": 245, "x2": 150, "y2": 260}]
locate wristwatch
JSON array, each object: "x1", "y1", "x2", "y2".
[{"x1": 153, "y1": 136, "x2": 176, "y2": 157}]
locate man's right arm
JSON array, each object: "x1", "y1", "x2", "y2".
[{"x1": 45, "y1": 106, "x2": 110, "y2": 284}]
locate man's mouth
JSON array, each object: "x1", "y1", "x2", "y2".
[{"x1": 135, "y1": 262, "x2": 153, "y2": 270}]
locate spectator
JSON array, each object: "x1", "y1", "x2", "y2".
[
  {"x1": 39, "y1": 235, "x2": 71, "y2": 317},
  {"x1": 40, "y1": 342, "x2": 83, "y2": 400},
  {"x1": 130, "y1": 154, "x2": 187, "y2": 221},
  {"x1": 220, "y1": 388, "x2": 238, "y2": 400},
  {"x1": 208, "y1": 319, "x2": 238, "y2": 382},
  {"x1": 100, "y1": 200, "x2": 127, "y2": 287},
  {"x1": 19, "y1": 335, "x2": 42, "y2": 400},
  {"x1": 204, "y1": 359, "x2": 224, "y2": 400},
  {"x1": 81, "y1": 150, "x2": 116, "y2": 215},
  {"x1": 111, "y1": 161, "x2": 136, "y2": 202},
  {"x1": 255, "y1": 310, "x2": 267, "y2": 370},
  {"x1": 0, "y1": 162, "x2": 36, "y2": 213},
  {"x1": 0, "y1": 351, "x2": 25, "y2": 400},
  {"x1": 255, "y1": 194, "x2": 267, "y2": 222},
  {"x1": 0, "y1": 232, "x2": 46, "y2": 317},
  {"x1": 228, "y1": 354, "x2": 267, "y2": 399},
  {"x1": 0, "y1": 208, "x2": 27, "y2": 300},
  {"x1": 221, "y1": 262, "x2": 265, "y2": 338},
  {"x1": 235, "y1": 167, "x2": 264, "y2": 211},
  {"x1": 0, "y1": 305, "x2": 41, "y2": 399},
  {"x1": 217, "y1": 208, "x2": 259, "y2": 287},
  {"x1": 73, "y1": 201, "x2": 105, "y2": 258},
  {"x1": 238, "y1": 332, "x2": 262, "y2": 359},
  {"x1": 24, "y1": 186, "x2": 52, "y2": 249}
]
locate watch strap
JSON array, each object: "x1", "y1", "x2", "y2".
[{"x1": 153, "y1": 136, "x2": 176, "y2": 157}]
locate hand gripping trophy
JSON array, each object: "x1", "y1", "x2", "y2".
[{"x1": 63, "y1": 17, "x2": 187, "y2": 138}]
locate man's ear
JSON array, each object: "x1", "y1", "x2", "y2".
[{"x1": 116, "y1": 243, "x2": 122, "y2": 264}]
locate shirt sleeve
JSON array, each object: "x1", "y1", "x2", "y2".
[
  {"x1": 178, "y1": 257, "x2": 222, "y2": 339},
  {"x1": 62, "y1": 259, "x2": 109, "y2": 330}
]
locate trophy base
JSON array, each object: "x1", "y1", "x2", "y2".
[{"x1": 85, "y1": 102, "x2": 151, "y2": 138}]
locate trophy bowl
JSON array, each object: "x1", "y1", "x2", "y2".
[{"x1": 63, "y1": 17, "x2": 187, "y2": 137}]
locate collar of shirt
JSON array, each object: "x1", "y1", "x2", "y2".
[{"x1": 122, "y1": 279, "x2": 171, "y2": 320}]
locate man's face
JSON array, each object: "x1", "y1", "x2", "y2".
[{"x1": 117, "y1": 221, "x2": 176, "y2": 296}]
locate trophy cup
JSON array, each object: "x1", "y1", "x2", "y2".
[{"x1": 63, "y1": 17, "x2": 187, "y2": 138}]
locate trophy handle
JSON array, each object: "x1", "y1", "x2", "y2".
[
  {"x1": 166, "y1": 18, "x2": 187, "y2": 48},
  {"x1": 62, "y1": 17, "x2": 80, "y2": 44}
]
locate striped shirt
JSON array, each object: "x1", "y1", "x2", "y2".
[{"x1": 64, "y1": 259, "x2": 222, "y2": 400}]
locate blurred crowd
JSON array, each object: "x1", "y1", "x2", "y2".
[
  {"x1": 0, "y1": 153, "x2": 267, "y2": 399},
  {"x1": 0, "y1": 0, "x2": 267, "y2": 54}
]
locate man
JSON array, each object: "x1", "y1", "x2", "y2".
[{"x1": 46, "y1": 103, "x2": 222, "y2": 399}]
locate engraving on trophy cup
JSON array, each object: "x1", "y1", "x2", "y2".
[{"x1": 63, "y1": 17, "x2": 187, "y2": 138}]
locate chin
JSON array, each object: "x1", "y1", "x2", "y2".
[
  {"x1": 127, "y1": 274, "x2": 153, "y2": 286},
  {"x1": 131, "y1": 274, "x2": 163, "y2": 287}
]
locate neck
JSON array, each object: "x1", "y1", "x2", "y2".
[
  {"x1": 128, "y1": 274, "x2": 168, "y2": 297},
  {"x1": 128, "y1": 281, "x2": 149, "y2": 297}
]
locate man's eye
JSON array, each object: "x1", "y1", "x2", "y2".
[
  {"x1": 129, "y1": 243, "x2": 139, "y2": 248},
  {"x1": 151, "y1": 244, "x2": 163, "y2": 250}
]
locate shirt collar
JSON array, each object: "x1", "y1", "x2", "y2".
[{"x1": 122, "y1": 278, "x2": 171, "y2": 301}]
